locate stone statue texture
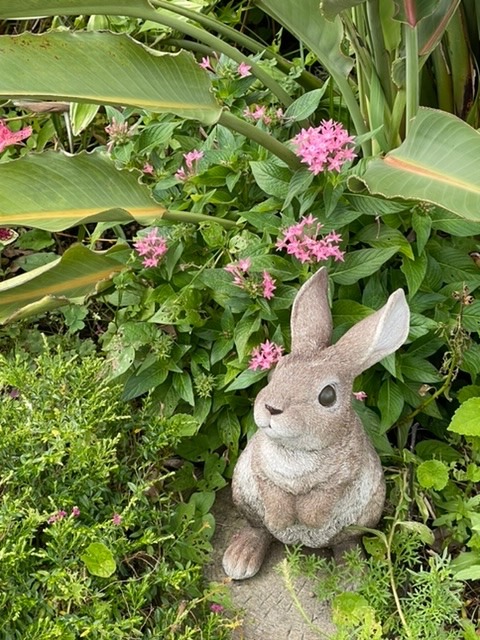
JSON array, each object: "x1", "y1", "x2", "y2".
[{"x1": 223, "y1": 267, "x2": 410, "y2": 580}]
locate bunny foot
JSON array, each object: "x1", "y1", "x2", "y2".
[{"x1": 222, "y1": 526, "x2": 272, "y2": 580}]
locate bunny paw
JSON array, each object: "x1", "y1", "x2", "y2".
[{"x1": 222, "y1": 526, "x2": 272, "y2": 580}]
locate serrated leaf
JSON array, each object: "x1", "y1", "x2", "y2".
[
  {"x1": 81, "y1": 542, "x2": 116, "y2": 578},
  {"x1": 457, "y1": 385, "x2": 480, "y2": 403},
  {"x1": 284, "y1": 85, "x2": 329, "y2": 121},
  {"x1": 250, "y1": 161, "x2": 292, "y2": 199},
  {"x1": 331, "y1": 247, "x2": 398, "y2": 285},
  {"x1": 416, "y1": 460, "x2": 449, "y2": 490},
  {"x1": 378, "y1": 378, "x2": 405, "y2": 432},
  {"x1": 448, "y1": 397, "x2": 480, "y2": 437},
  {"x1": 461, "y1": 344, "x2": 480, "y2": 376}
]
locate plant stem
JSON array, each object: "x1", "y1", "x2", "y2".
[
  {"x1": 404, "y1": 23, "x2": 419, "y2": 134},
  {"x1": 151, "y1": 0, "x2": 322, "y2": 92},
  {"x1": 366, "y1": 0, "x2": 393, "y2": 107},
  {"x1": 279, "y1": 559, "x2": 332, "y2": 639},
  {"x1": 164, "y1": 210, "x2": 237, "y2": 229},
  {"x1": 218, "y1": 110, "x2": 301, "y2": 170}
]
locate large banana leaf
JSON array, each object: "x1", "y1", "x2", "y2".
[
  {"x1": 0, "y1": 0, "x2": 151, "y2": 17},
  {"x1": 0, "y1": 244, "x2": 130, "y2": 324},
  {"x1": 357, "y1": 108, "x2": 480, "y2": 221},
  {"x1": 0, "y1": 152, "x2": 164, "y2": 231},
  {"x1": 257, "y1": 0, "x2": 352, "y2": 78},
  {"x1": 0, "y1": 31, "x2": 221, "y2": 125}
]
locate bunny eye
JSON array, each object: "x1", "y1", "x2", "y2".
[{"x1": 318, "y1": 385, "x2": 336, "y2": 407}]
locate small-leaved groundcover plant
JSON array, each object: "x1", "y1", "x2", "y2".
[{"x1": 0, "y1": 335, "x2": 238, "y2": 639}]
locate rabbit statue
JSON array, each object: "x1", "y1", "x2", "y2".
[{"x1": 223, "y1": 267, "x2": 410, "y2": 580}]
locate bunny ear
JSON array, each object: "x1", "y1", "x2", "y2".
[
  {"x1": 290, "y1": 268, "x2": 332, "y2": 354},
  {"x1": 335, "y1": 289, "x2": 410, "y2": 376}
]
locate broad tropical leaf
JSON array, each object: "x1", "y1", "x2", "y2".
[
  {"x1": 0, "y1": 0, "x2": 152, "y2": 19},
  {"x1": 0, "y1": 244, "x2": 130, "y2": 324},
  {"x1": 357, "y1": 108, "x2": 480, "y2": 221},
  {"x1": 0, "y1": 152, "x2": 164, "y2": 231},
  {"x1": 393, "y1": 0, "x2": 441, "y2": 26},
  {"x1": 320, "y1": 0, "x2": 366, "y2": 21},
  {"x1": 257, "y1": 0, "x2": 353, "y2": 78},
  {"x1": 0, "y1": 31, "x2": 221, "y2": 125}
]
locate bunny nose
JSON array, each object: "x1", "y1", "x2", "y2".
[{"x1": 265, "y1": 403, "x2": 283, "y2": 416}]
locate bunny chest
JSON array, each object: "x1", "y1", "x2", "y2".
[{"x1": 233, "y1": 432, "x2": 381, "y2": 546}]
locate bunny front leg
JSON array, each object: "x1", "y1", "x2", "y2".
[{"x1": 222, "y1": 525, "x2": 273, "y2": 580}]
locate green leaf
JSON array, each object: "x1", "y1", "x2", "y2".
[
  {"x1": 430, "y1": 207, "x2": 480, "y2": 237},
  {"x1": 378, "y1": 378, "x2": 405, "y2": 432},
  {"x1": 0, "y1": 0, "x2": 152, "y2": 18},
  {"x1": 173, "y1": 372, "x2": 195, "y2": 406},
  {"x1": 0, "y1": 31, "x2": 221, "y2": 125},
  {"x1": 70, "y1": 102, "x2": 100, "y2": 136},
  {"x1": 462, "y1": 301, "x2": 480, "y2": 333},
  {"x1": 225, "y1": 369, "x2": 267, "y2": 392},
  {"x1": 457, "y1": 385, "x2": 480, "y2": 403},
  {"x1": 358, "y1": 108, "x2": 480, "y2": 221},
  {"x1": 416, "y1": 460, "x2": 449, "y2": 490},
  {"x1": 393, "y1": 0, "x2": 442, "y2": 26},
  {"x1": 122, "y1": 362, "x2": 168, "y2": 401},
  {"x1": 0, "y1": 244, "x2": 129, "y2": 324},
  {"x1": 81, "y1": 542, "x2": 116, "y2": 578},
  {"x1": 218, "y1": 409, "x2": 241, "y2": 452},
  {"x1": 170, "y1": 414, "x2": 199, "y2": 437},
  {"x1": 320, "y1": 0, "x2": 366, "y2": 21},
  {"x1": 448, "y1": 397, "x2": 480, "y2": 437},
  {"x1": 283, "y1": 169, "x2": 315, "y2": 209},
  {"x1": 332, "y1": 300, "x2": 373, "y2": 326},
  {"x1": 415, "y1": 439, "x2": 463, "y2": 462},
  {"x1": 397, "y1": 520, "x2": 435, "y2": 544},
  {"x1": 331, "y1": 247, "x2": 398, "y2": 285},
  {"x1": 400, "y1": 354, "x2": 442, "y2": 382},
  {"x1": 355, "y1": 224, "x2": 414, "y2": 259},
  {"x1": 461, "y1": 344, "x2": 480, "y2": 376},
  {"x1": 450, "y1": 551, "x2": 480, "y2": 580},
  {"x1": 0, "y1": 151, "x2": 164, "y2": 231},
  {"x1": 411, "y1": 210, "x2": 431, "y2": 253},
  {"x1": 284, "y1": 85, "x2": 329, "y2": 121},
  {"x1": 234, "y1": 314, "x2": 261, "y2": 361},
  {"x1": 401, "y1": 253, "x2": 428, "y2": 297},
  {"x1": 257, "y1": 0, "x2": 353, "y2": 79},
  {"x1": 250, "y1": 161, "x2": 292, "y2": 199}
]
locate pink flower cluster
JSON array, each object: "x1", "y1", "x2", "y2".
[
  {"x1": 243, "y1": 104, "x2": 284, "y2": 126},
  {"x1": 224, "y1": 258, "x2": 276, "y2": 300},
  {"x1": 175, "y1": 149, "x2": 204, "y2": 181},
  {"x1": 353, "y1": 391, "x2": 367, "y2": 401},
  {"x1": 0, "y1": 228, "x2": 14, "y2": 242},
  {"x1": 133, "y1": 228, "x2": 168, "y2": 268},
  {"x1": 249, "y1": 340, "x2": 284, "y2": 370},
  {"x1": 276, "y1": 215, "x2": 344, "y2": 263},
  {"x1": 292, "y1": 119, "x2": 356, "y2": 174},
  {"x1": 48, "y1": 506, "x2": 80, "y2": 524},
  {"x1": 105, "y1": 118, "x2": 132, "y2": 152},
  {"x1": 0, "y1": 120, "x2": 32, "y2": 153}
]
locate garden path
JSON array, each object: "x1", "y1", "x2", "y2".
[{"x1": 205, "y1": 488, "x2": 336, "y2": 640}]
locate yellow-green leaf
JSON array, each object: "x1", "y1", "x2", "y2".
[
  {"x1": 0, "y1": 31, "x2": 221, "y2": 124},
  {"x1": 0, "y1": 151, "x2": 163, "y2": 231}
]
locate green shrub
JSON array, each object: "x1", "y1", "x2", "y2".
[{"x1": 0, "y1": 336, "x2": 234, "y2": 639}]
